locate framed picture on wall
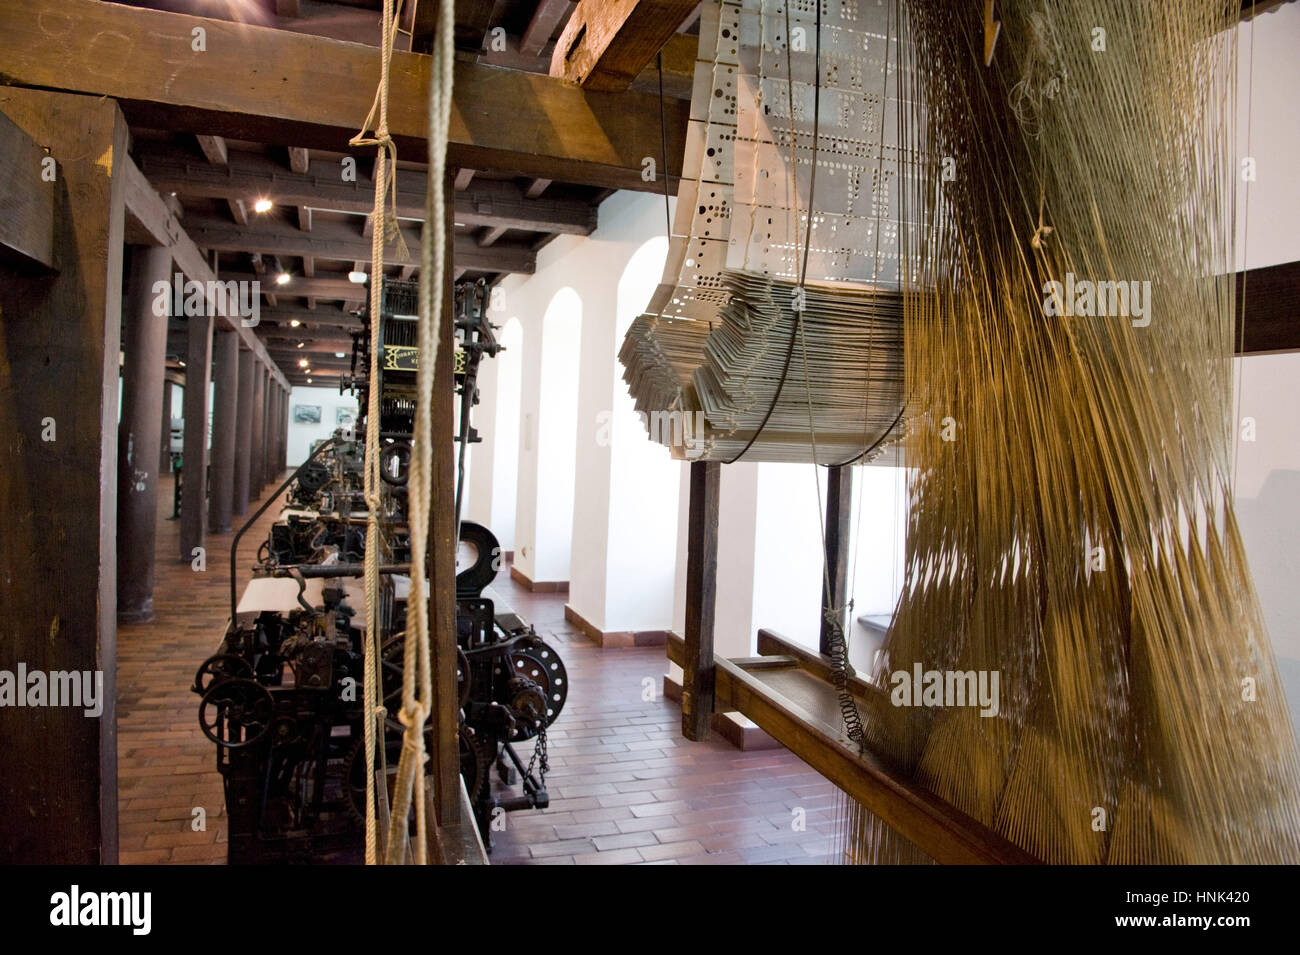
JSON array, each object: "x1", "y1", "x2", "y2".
[{"x1": 294, "y1": 404, "x2": 322, "y2": 424}]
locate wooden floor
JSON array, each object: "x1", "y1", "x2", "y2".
[{"x1": 116, "y1": 476, "x2": 840, "y2": 865}]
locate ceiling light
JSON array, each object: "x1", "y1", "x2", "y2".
[
  {"x1": 296, "y1": 341, "x2": 305, "y2": 348},
  {"x1": 253, "y1": 198, "x2": 273, "y2": 213},
  {"x1": 298, "y1": 358, "x2": 308, "y2": 368},
  {"x1": 289, "y1": 319, "x2": 301, "y2": 328},
  {"x1": 334, "y1": 352, "x2": 346, "y2": 358},
  {"x1": 306, "y1": 378, "x2": 312, "y2": 384},
  {"x1": 275, "y1": 272, "x2": 291, "y2": 286},
  {"x1": 348, "y1": 270, "x2": 368, "y2": 284}
]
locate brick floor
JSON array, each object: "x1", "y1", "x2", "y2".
[{"x1": 116, "y1": 475, "x2": 840, "y2": 865}]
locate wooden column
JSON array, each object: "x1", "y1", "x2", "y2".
[
  {"x1": 208, "y1": 329, "x2": 239, "y2": 533},
  {"x1": 233, "y1": 348, "x2": 254, "y2": 516},
  {"x1": 117, "y1": 245, "x2": 174, "y2": 621},
  {"x1": 272, "y1": 384, "x2": 285, "y2": 478},
  {"x1": 430, "y1": 170, "x2": 460, "y2": 825},
  {"x1": 0, "y1": 90, "x2": 128, "y2": 864},
  {"x1": 179, "y1": 312, "x2": 213, "y2": 561},
  {"x1": 820, "y1": 465, "x2": 853, "y2": 656},
  {"x1": 249, "y1": 364, "x2": 266, "y2": 497},
  {"x1": 682, "y1": 460, "x2": 720, "y2": 741}
]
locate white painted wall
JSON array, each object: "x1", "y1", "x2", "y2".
[
  {"x1": 479, "y1": 191, "x2": 683, "y2": 631},
  {"x1": 604, "y1": 236, "x2": 682, "y2": 633},
  {"x1": 286, "y1": 385, "x2": 357, "y2": 467}
]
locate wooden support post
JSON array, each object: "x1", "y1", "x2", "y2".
[
  {"x1": 117, "y1": 245, "x2": 174, "y2": 621},
  {"x1": 208, "y1": 329, "x2": 239, "y2": 533},
  {"x1": 430, "y1": 170, "x2": 460, "y2": 826},
  {"x1": 179, "y1": 313, "x2": 213, "y2": 562},
  {"x1": 233, "y1": 348, "x2": 255, "y2": 516},
  {"x1": 272, "y1": 385, "x2": 285, "y2": 479},
  {"x1": 0, "y1": 90, "x2": 128, "y2": 864},
  {"x1": 682, "y1": 460, "x2": 720, "y2": 741},
  {"x1": 250, "y1": 366, "x2": 266, "y2": 496},
  {"x1": 820, "y1": 465, "x2": 852, "y2": 656}
]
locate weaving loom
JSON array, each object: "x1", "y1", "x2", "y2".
[{"x1": 640, "y1": 0, "x2": 1300, "y2": 864}]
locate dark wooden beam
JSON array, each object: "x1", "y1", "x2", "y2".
[
  {"x1": 1236, "y1": 260, "x2": 1300, "y2": 355},
  {"x1": 138, "y1": 147, "x2": 597, "y2": 234},
  {"x1": 682, "y1": 460, "x2": 720, "y2": 741},
  {"x1": 184, "y1": 215, "x2": 537, "y2": 274},
  {"x1": 0, "y1": 0, "x2": 687, "y2": 192},
  {"x1": 551, "y1": 0, "x2": 701, "y2": 92},
  {"x1": 479, "y1": 225, "x2": 508, "y2": 247},
  {"x1": 431, "y1": 169, "x2": 460, "y2": 825},
  {"x1": 520, "y1": 0, "x2": 574, "y2": 55},
  {"x1": 261, "y1": 305, "x2": 364, "y2": 328},
  {"x1": 0, "y1": 88, "x2": 128, "y2": 866},
  {"x1": 0, "y1": 110, "x2": 56, "y2": 271}
]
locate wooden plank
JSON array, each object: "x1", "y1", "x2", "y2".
[
  {"x1": 521, "y1": 0, "x2": 574, "y2": 55},
  {"x1": 138, "y1": 147, "x2": 598, "y2": 235},
  {"x1": 550, "y1": 0, "x2": 701, "y2": 92},
  {"x1": 682, "y1": 460, "x2": 720, "y2": 741},
  {"x1": 0, "y1": 0, "x2": 688, "y2": 192},
  {"x1": 431, "y1": 170, "x2": 460, "y2": 826},
  {"x1": 714, "y1": 657, "x2": 1038, "y2": 865},
  {"x1": 0, "y1": 90, "x2": 128, "y2": 864},
  {"x1": 820, "y1": 465, "x2": 852, "y2": 656},
  {"x1": 119, "y1": 155, "x2": 290, "y2": 388},
  {"x1": 454, "y1": 168, "x2": 476, "y2": 191},
  {"x1": 287, "y1": 146, "x2": 310, "y2": 174},
  {"x1": 479, "y1": 225, "x2": 508, "y2": 246},
  {"x1": 0, "y1": 110, "x2": 57, "y2": 270}
]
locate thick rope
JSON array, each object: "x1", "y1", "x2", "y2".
[
  {"x1": 349, "y1": 0, "x2": 406, "y2": 865},
  {"x1": 382, "y1": 0, "x2": 454, "y2": 865}
]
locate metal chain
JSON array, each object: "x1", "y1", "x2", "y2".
[{"x1": 526, "y1": 723, "x2": 549, "y2": 787}]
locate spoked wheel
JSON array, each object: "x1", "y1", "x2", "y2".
[
  {"x1": 192, "y1": 653, "x2": 253, "y2": 694},
  {"x1": 506, "y1": 640, "x2": 567, "y2": 741},
  {"x1": 198, "y1": 678, "x2": 274, "y2": 749}
]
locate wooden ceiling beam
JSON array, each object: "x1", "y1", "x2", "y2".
[
  {"x1": 138, "y1": 147, "x2": 597, "y2": 235},
  {"x1": 0, "y1": 0, "x2": 686, "y2": 193},
  {"x1": 551, "y1": 0, "x2": 702, "y2": 92},
  {"x1": 520, "y1": 0, "x2": 574, "y2": 56},
  {"x1": 287, "y1": 147, "x2": 310, "y2": 173},
  {"x1": 260, "y1": 306, "x2": 364, "y2": 329}
]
